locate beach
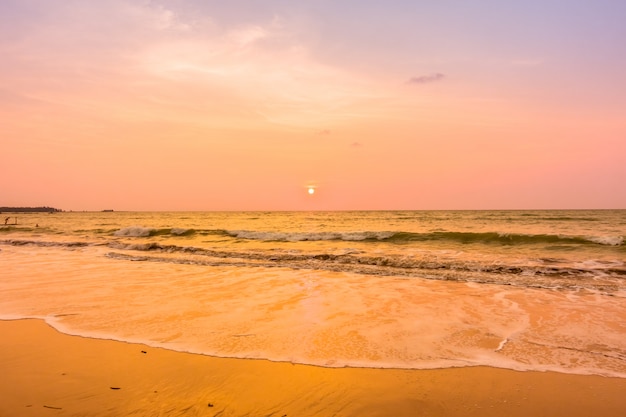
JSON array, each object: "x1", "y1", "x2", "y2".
[
  {"x1": 1, "y1": 210, "x2": 625, "y2": 415},
  {"x1": 2, "y1": 318, "x2": 626, "y2": 416}
]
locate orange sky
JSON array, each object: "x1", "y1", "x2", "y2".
[{"x1": 1, "y1": 1, "x2": 625, "y2": 210}]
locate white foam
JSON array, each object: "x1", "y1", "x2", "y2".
[
  {"x1": 588, "y1": 235, "x2": 624, "y2": 246},
  {"x1": 114, "y1": 226, "x2": 155, "y2": 237},
  {"x1": 227, "y1": 230, "x2": 395, "y2": 242},
  {"x1": 495, "y1": 338, "x2": 509, "y2": 352}
]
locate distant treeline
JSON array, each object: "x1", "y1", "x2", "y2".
[{"x1": 0, "y1": 206, "x2": 62, "y2": 213}]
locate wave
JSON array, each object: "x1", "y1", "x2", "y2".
[
  {"x1": 3, "y1": 238, "x2": 624, "y2": 291},
  {"x1": 33, "y1": 225, "x2": 620, "y2": 247},
  {"x1": 223, "y1": 230, "x2": 624, "y2": 247},
  {"x1": 105, "y1": 240, "x2": 626, "y2": 282},
  {"x1": 102, "y1": 244, "x2": 626, "y2": 293},
  {"x1": 6, "y1": 222, "x2": 625, "y2": 248},
  {"x1": 113, "y1": 226, "x2": 196, "y2": 237},
  {"x1": 225, "y1": 230, "x2": 396, "y2": 242},
  {"x1": 0, "y1": 239, "x2": 91, "y2": 248}
]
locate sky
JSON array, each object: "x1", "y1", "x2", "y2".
[{"x1": 1, "y1": 0, "x2": 625, "y2": 211}]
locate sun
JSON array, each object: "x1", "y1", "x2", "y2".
[{"x1": 308, "y1": 187, "x2": 315, "y2": 195}]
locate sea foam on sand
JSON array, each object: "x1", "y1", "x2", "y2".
[{"x1": 2, "y1": 318, "x2": 626, "y2": 417}]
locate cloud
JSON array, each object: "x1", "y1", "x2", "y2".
[
  {"x1": 350, "y1": 141, "x2": 363, "y2": 147},
  {"x1": 0, "y1": 1, "x2": 391, "y2": 129},
  {"x1": 228, "y1": 25, "x2": 270, "y2": 47},
  {"x1": 407, "y1": 73, "x2": 445, "y2": 85}
]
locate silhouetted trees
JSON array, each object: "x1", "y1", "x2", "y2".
[{"x1": 0, "y1": 206, "x2": 62, "y2": 213}]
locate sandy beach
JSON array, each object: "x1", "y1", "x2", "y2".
[{"x1": 1, "y1": 319, "x2": 625, "y2": 417}]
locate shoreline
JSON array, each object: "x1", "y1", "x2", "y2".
[
  {"x1": 2, "y1": 319, "x2": 626, "y2": 416},
  {"x1": 9, "y1": 314, "x2": 626, "y2": 379}
]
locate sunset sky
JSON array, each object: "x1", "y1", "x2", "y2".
[{"x1": 1, "y1": 0, "x2": 625, "y2": 211}]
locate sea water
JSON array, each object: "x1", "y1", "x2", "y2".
[{"x1": 1, "y1": 210, "x2": 625, "y2": 377}]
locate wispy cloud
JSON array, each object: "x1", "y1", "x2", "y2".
[
  {"x1": 0, "y1": 1, "x2": 391, "y2": 129},
  {"x1": 407, "y1": 73, "x2": 445, "y2": 85}
]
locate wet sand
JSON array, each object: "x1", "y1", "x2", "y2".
[{"x1": 2, "y1": 319, "x2": 626, "y2": 417}]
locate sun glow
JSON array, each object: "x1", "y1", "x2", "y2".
[{"x1": 308, "y1": 187, "x2": 315, "y2": 195}]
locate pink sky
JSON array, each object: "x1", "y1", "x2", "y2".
[{"x1": 1, "y1": 1, "x2": 625, "y2": 211}]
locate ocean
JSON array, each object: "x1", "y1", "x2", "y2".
[{"x1": 1, "y1": 210, "x2": 625, "y2": 377}]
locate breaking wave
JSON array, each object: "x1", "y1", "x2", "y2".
[
  {"x1": 113, "y1": 227, "x2": 196, "y2": 237},
  {"x1": 225, "y1": 230, "x2": 396, "y2": 242},
  {"x1": 108, "y1": 226, "x2": 624, "y2": 247},
  {"x1": 2, "y1": 238, "x2": 625, "y2": 292},
  {"x1": 102, "y1": 242, "x2": 626, "y2": 292},
  {"x1": 224, "y1": 230, "x2": 624, "y2": 247}
]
